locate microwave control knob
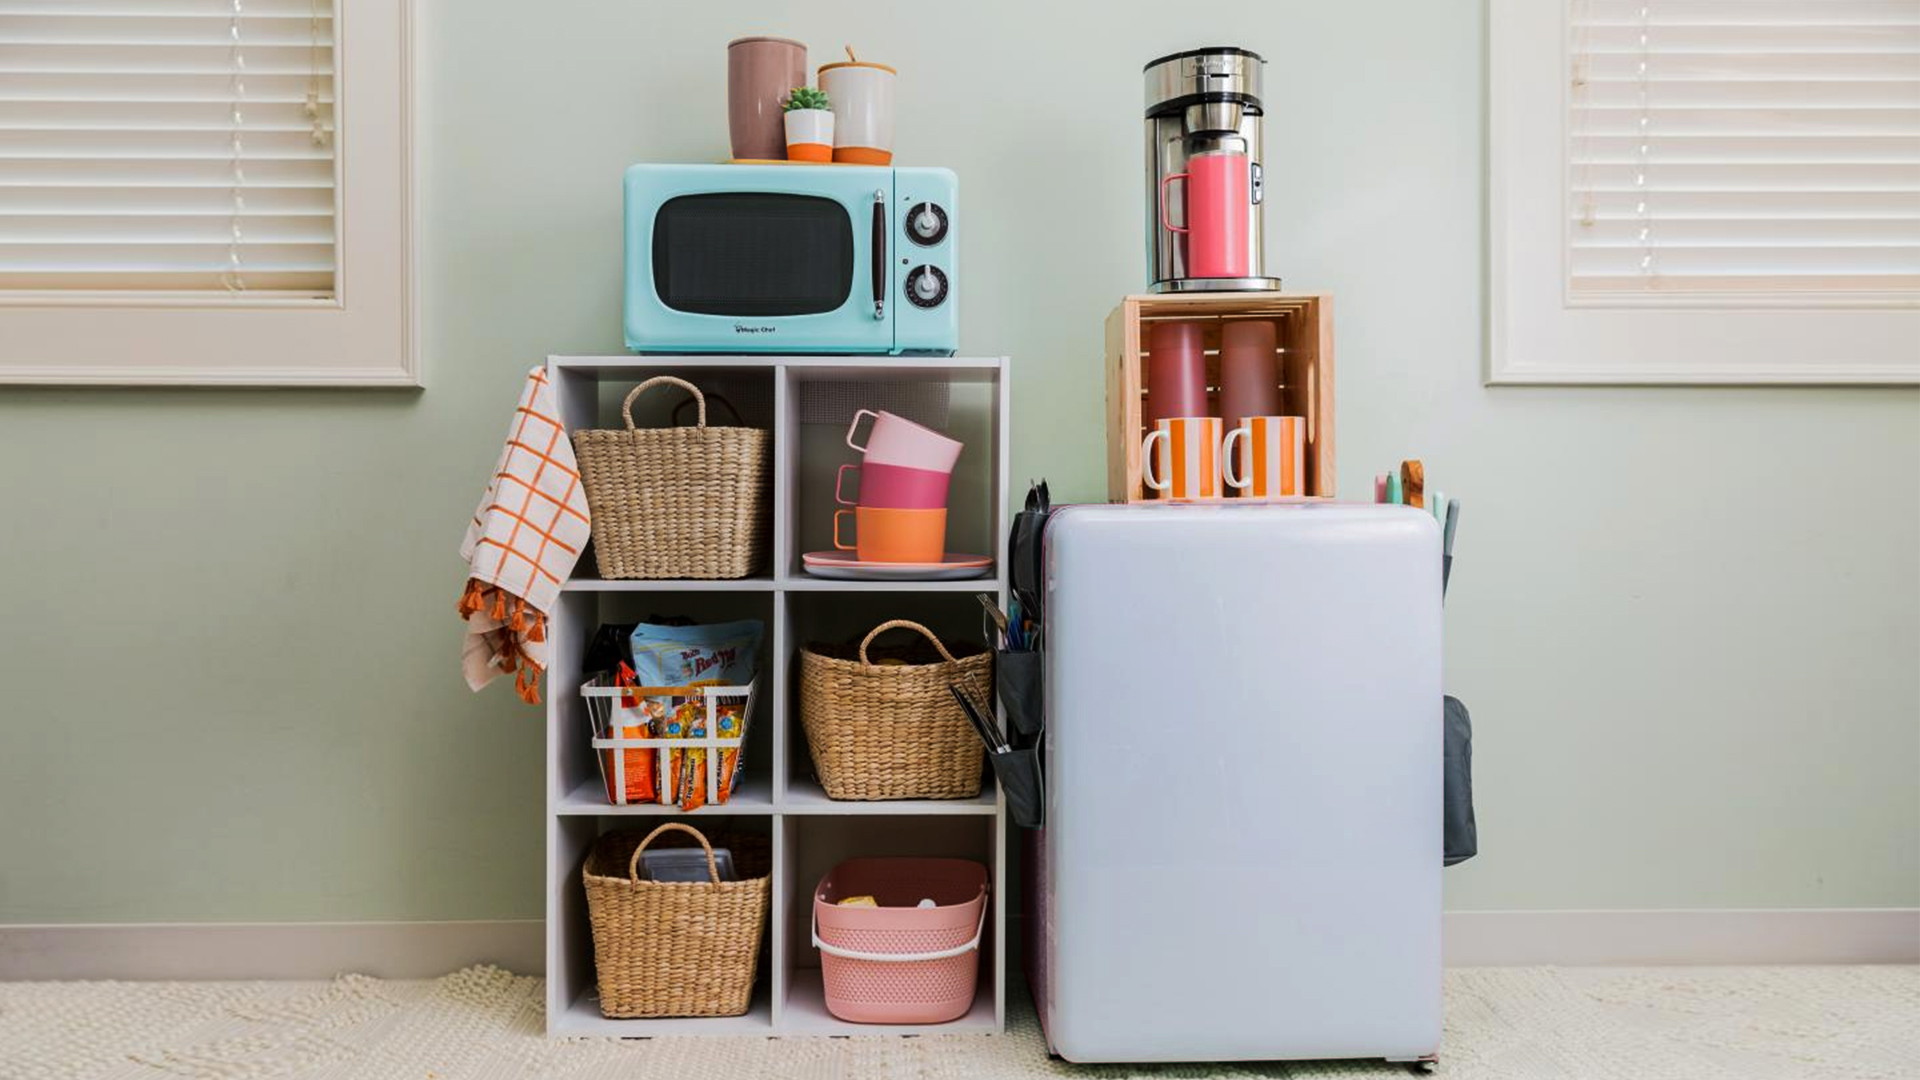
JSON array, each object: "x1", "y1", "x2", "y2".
[
  {"x1": 906, "y1": 202, "x2": 949, "y2": 246},
  {"x1": 906, "y1": 265, "x2": 948, "y2": 308}
]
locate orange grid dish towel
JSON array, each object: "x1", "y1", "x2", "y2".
[{"x1": 458, "y1": 366, "x2": 591, "y2": 703}]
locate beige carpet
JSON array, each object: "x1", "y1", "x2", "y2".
[{"x1": 2, "y1": 965, "x2": 1916, "y2": 1080}]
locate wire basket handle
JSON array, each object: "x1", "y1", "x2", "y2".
[
  {"x1": 621, "y1": 376, "x2": 706, "y2": 431},
  {"x1": 858, "y1": 619, "x2": 960, "y2": 667},
  {"x1": 627, "y1": 822, "x2": 720, "y2": 885}
]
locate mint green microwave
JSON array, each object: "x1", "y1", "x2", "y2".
[{"x1": 624, "y1": 163, "x2": 957, "y2": 355}]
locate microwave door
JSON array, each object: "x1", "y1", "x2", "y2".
[{"x1": 628, "y1": 167, "x2": 895, "y2": 354}]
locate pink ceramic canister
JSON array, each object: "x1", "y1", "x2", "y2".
[
  {"x1": 845, "y1": 409, "x2": 963, "y2": 473},
  {"x1": 1159, "y1": 149, "x2": 1252, "y2": 279},
  {"x1": 728, "y1": 36, "x2": 808, "y2": 161},
  {"x1": 1217, "y1": 319, "x2": 1280, "y2": 426},
  {"x1": 835, "y1": 461, "x2": 952, "y2": 510},
  {"x1": 1144, "y1": 320, "x2": 1209, "y2": 424}
]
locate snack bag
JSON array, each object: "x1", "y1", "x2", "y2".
[
  {"x1": 599, "y1": 662, "x2": 658, "y2": 805},
  {"x1": 630, "y1": 620, "x2": 763, "y2": 809},
  {"x1": 678, "y1": 701, "x2": 711, "y2": 812}
]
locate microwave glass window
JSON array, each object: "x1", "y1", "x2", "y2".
[{"x1": 652, "y1": 193, "x2": 854, "y2": 316}]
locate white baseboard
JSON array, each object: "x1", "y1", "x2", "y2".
[
  {"x1": 3, "y1": 910, "x2": 1912, "y2": 981},
  {"x1": 0, "y1": 920, "x2": 544, "y2": 981},
  {"x1": 1443, "y1": 908, "x2": 1920, "y2": 966}
]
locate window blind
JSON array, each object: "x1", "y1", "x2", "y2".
[
  {"x1": 0, "y1": 0, "x2": 335, "y2": 298},
  {"x1": 1567, "y1": 0, "x2": 1920, "y2": 303}
]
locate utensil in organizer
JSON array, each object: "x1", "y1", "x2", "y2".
[
  {"x1": 977, "y1": 594, "x2": 1010, "y2": 642},
  {"x1": 1144, "y1": 320, "x2": 1208, "y2": 424},
  {"x1": 835, "y1": 460, "x2": 952, "y2": 509},
  {"x1": 1218, "y1": 320, "x2": 1280, "y2": 425},
  {"x1": 1025, "y1": 479, "x2": 1050, "y2": 514},
  {"x1": 728, "y1": 36, "x2": 808, "y2": 161},
  {"x1": 1223, "y1": 415, "x2": 1306, "y2": 499},
  {"x1": 1400, "y1": 459, "x2": 1425, "y2": 510},
  {"x1": 1158, "y1": 147, "x2": 1253, "y2": 279},
  {"x1": 832, "y1": 506, "x2": 947, "y2": 563},
  {"x1": 949, "y1": 684, "x2": 1007, "y2": 755},
  {"x1": 817, "y1": 47, "x2": 896, "y2": 165},
  {"x1": 1141, "y1": 416, "x2": 1225, "y2": 500},
  {"x1": 1443, "y1": 498, "x2": 1461, "y2": 598},
  {"x1": 845, "y1": 409, "x2": 963, "y2": 472}
]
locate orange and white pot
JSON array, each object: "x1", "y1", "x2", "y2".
[
  {"x1": 817, "y1": 56, "x2": 895, "y2": 165},
  {"x1": 783, "y1": 108, "x2": 834, "y2": 163}
]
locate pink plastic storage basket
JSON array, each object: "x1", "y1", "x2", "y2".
[{"x1": 811, "y1": 857, "x2": 989, "y2": 1024}]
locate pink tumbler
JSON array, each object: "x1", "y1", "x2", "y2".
[
  {"x1": 1145, "y1": 320, "x2": 1208, "y2": 424},
  {"x1": 1218, "y1": 319, "x2": 1280, "y2": 426},
  {"x1": 1159, "y1": 149, "x2": 1252, "y2": 279}
]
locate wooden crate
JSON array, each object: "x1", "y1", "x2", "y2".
[{"x1": 1104, "y1": 292, "x2": 1334, "y2": 503}]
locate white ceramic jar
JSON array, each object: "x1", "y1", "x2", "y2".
[{"x1": 817, "y1": 58, "x2": 896, "y2": 165}]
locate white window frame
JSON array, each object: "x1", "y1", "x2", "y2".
[
  {"x1": 0, "y1": 0, "x2": 416, "y2": 387},
  {"x1": 1488, "y1": 0, "x2": 1920, "y2": 386}
]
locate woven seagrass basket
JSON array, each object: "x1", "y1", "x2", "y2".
[
  {"x1": 799, "y1": 620, "x2": 990, "y2": 801},
  {"x1": 581, "y1": 823, "x2": 770, "y2": 1018},
  {"x1": 572, "y1": 377, "x2": 770, "y2": 580}
]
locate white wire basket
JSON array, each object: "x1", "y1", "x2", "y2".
[{"x1": 581, "y1": 674, "x2": 758, "y2": 807}]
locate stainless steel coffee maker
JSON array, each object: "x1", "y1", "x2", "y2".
[{"x1": 1144, "y1": 47, "x2": 1281, "y2": 292}]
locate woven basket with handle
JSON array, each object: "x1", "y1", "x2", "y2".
[
  {"x1": 572, "y1": 377, "x2": 770, "y2": 580},
  {"x1": 800, "y1": 620, "x2": 990, "y2": 801},
  {"x1": 581, "y1": 823, "x2": 771, "y2": 1018}
]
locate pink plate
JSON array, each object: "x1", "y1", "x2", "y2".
[{"x1": 801, "y1": 551, "x2": 992, "y2": 581}]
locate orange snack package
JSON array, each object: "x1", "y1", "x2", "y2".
[{"x1": 599, "y1": 662, "x2": 658, "y2": 805}]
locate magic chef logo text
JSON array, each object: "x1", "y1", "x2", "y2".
[{"x1": 734, "y1": 323, "x2": 776, "y2": 334}]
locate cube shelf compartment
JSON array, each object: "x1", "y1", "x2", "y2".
[
  {"x1": 543, "y1": 354, "x2": 1010, "y2": 1038},
  {"x1": 1104, "y1": 292, "x2": 1335, "y2": 502}
]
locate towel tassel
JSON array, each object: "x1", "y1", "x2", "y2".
[
  {"x1": 490, "y1": 588, "x2": 507, "y2": 620},
  {"x1": 527, "y1": 612, "x2": 547, "y2": 643},
  {"x1": 514, "y1": 660, "x2": 544, "y2": 705},
  {"x1": 457, "y1": 578, "x2": 487, "y2": 618},
  {"x1": 509, "y1": 596, "x2": 528, "y2": 633}
]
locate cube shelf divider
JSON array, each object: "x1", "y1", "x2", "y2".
[{"x1": 544, "y1": 354, "x2": 1010, "y2": 1038}]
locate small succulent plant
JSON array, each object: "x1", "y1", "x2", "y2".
[{"x1": 784, "y1": 86, "x2": 830, "y2": 112}]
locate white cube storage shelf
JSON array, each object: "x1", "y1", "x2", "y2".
[{"x1": 544, "y1": 355, "x2": 1011, "y2": 1037}]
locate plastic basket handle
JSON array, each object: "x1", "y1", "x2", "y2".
[
  {"x1": 857, "y1": 619, "x2": 959, "y2": 667},
  {"x1": 811, "y1": 893, "x2": 989, "y2": 963},
  {"x1": 626, "y1": 821, "x2": 720, "y2": 885},
  {"x1": 622, "y1": 376, "x2": 706, "y2": 431}
]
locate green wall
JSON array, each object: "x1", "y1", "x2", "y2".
[{"x1": 2, "y1": 0, "x2": 1915, "y2": 923}]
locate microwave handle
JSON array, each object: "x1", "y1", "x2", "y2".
[{"x1": 871, "y1": 190, "x2": 886, "y2": 321}]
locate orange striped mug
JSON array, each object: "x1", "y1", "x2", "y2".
[
  {"x1": 1223, "y1": 415, "x2": 1306, "y2": 499},
  {"x1": 1141, "y1": 416, "x2": 1224, "y2": 500}
]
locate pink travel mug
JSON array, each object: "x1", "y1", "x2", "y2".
[
  {"x1": 1218, "y1": 319, "x2": 1280, "y2": 426},
  {"x1": 1145, "y1": 320, "x2": 1208, "y2": 424},
  {"x1": 1159, "y1": 149, "x2": 1252, "y2": 279}
]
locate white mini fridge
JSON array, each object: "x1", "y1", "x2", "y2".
[{"x1": 1030, "y1": 502, "x2": 1442, "y2": 1064}]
